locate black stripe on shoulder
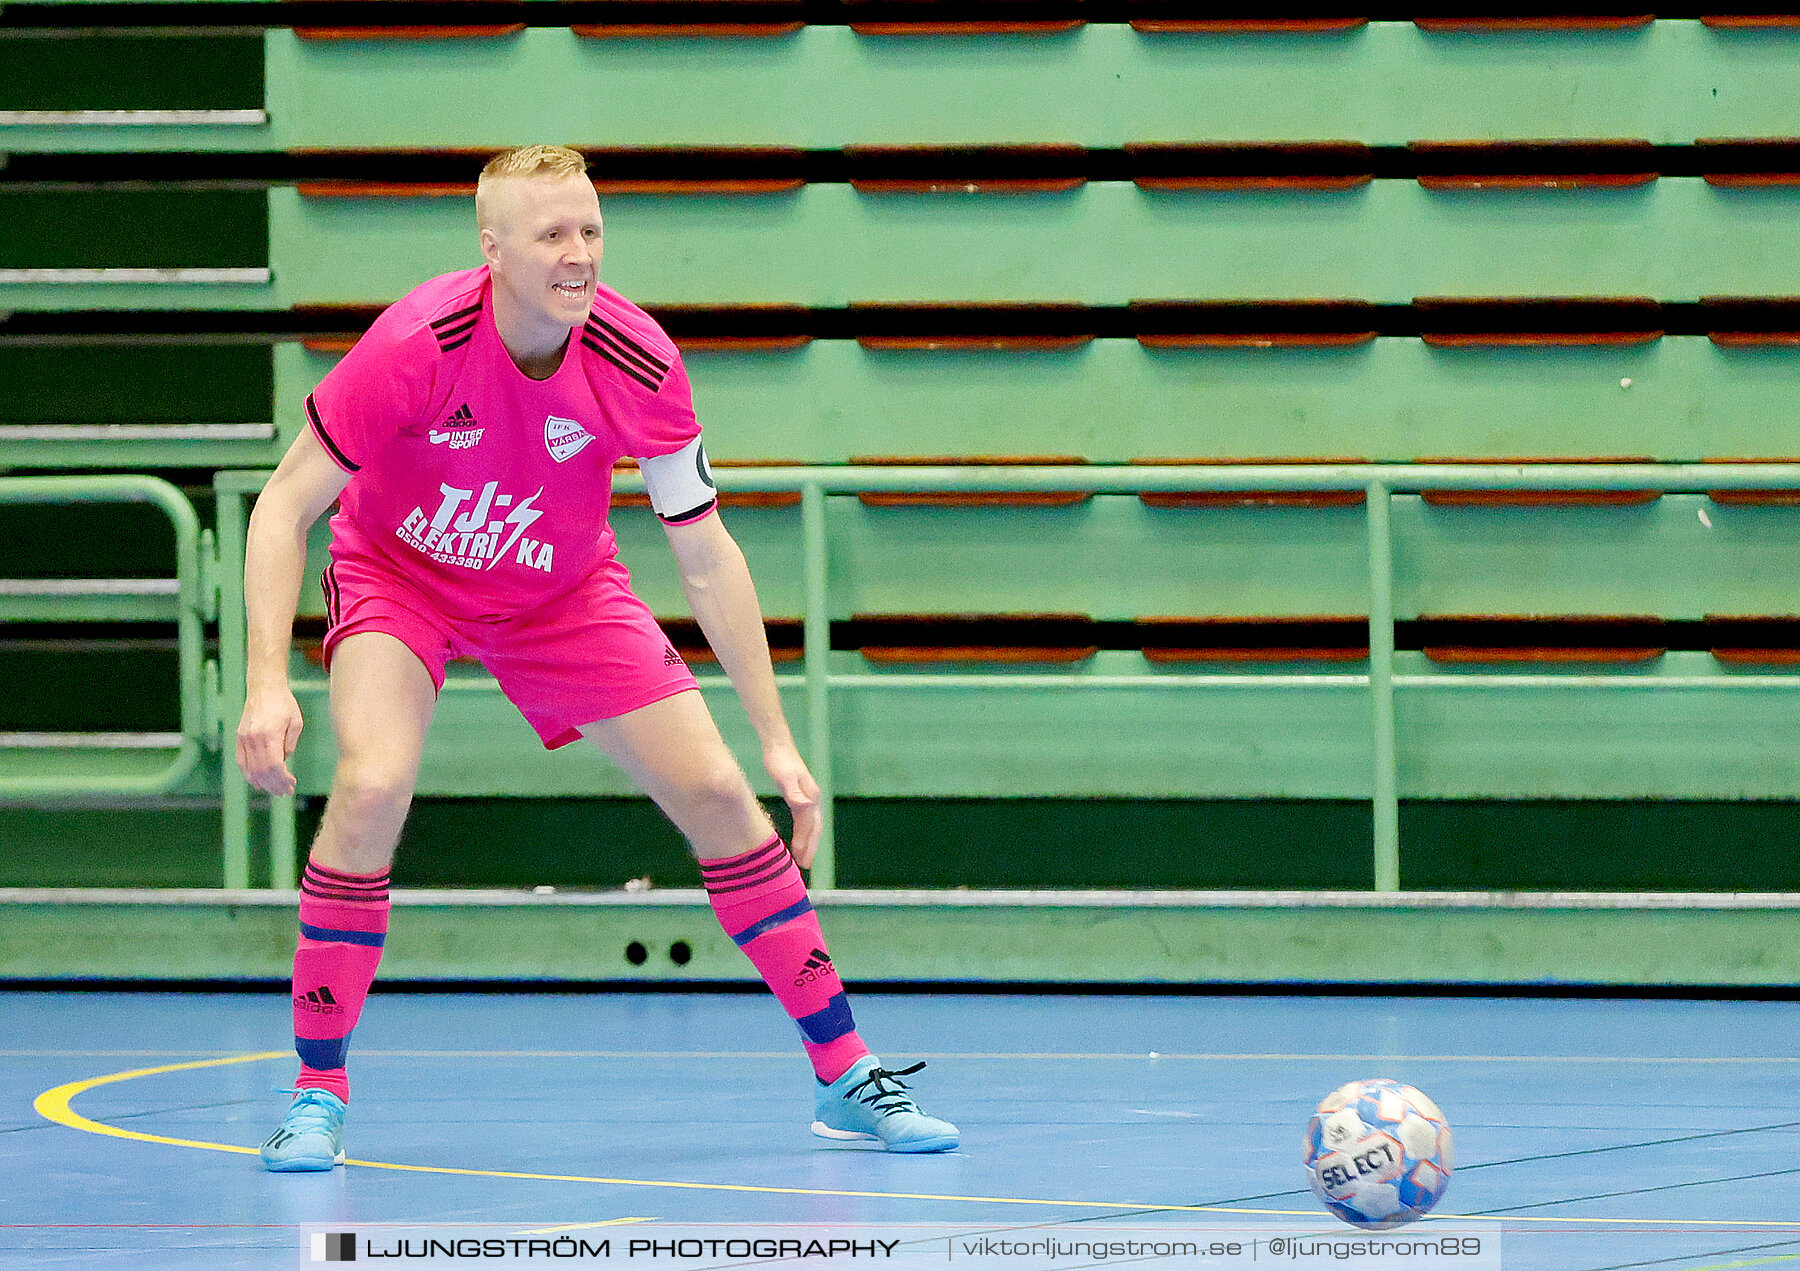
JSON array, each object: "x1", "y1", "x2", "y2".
[
  {"x1": 583, "y1": 321, "x2": 666, "y2": 384},
  {"x1": 429, "y1": 302, "x2": 482, "y2": 331},
  {"x1": 581, "y1": 335, "x2": 661, "y2": 392},
  {"x1": 586, "y1": 313, "x2": 671, "y2": 374},
  {"x1": 658, "y1": 497, "x2": 719, "y2": 526},
  {"x1": 306, "y1": 395, "x2": 359, "y2": 473},
  {"x1": 433, "y1": 316, "x2": 479, "y2": 348},
  {"x1": 437, "y1": 332, "x2": 476, "y2": 352}
]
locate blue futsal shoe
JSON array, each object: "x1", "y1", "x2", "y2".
[
  {"x1": 812, "y1": 1057, "x2": 959, "y2": 1153},
  {"x1": 260, "y1": 1088, "x2": 347, "y2": 1172}
]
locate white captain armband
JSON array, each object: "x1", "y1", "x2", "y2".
[{"x1": 638, "y1": 436, "x2": 719, "y2": 525}]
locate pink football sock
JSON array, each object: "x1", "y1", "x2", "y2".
[
  {"x1": 701, "y1": 835, "x2": 869, "y2": 1083},
  {"x1": 290, "y1": 860, "x2": 390, "y2": 1102}
]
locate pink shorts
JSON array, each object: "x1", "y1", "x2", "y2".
[{"x1": 320, "y1": 552, "x2": 698, "y2": 750}]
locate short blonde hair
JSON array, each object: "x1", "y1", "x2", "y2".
[{"x1": 476, "y1": 145, "x2": 590, "y2": 229}]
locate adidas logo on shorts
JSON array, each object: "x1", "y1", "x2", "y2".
[
  {"x1": 794, "y1": 947, "x2": 835, "y2": 987},
  {"x1": 663, "y1": 645, "x2": 685, "y2": 667}
]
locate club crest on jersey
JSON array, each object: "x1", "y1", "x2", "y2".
[{"x1": 545, "y1": 415, "x2": 595, "y2": 463}]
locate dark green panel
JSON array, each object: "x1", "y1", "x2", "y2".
[
  {"x1": 0, "y1": 191, "x2": 267, "y2": 268},
  {"x1": 1402, "y1": 799, "x2": 1800, "y2": 892},
  {"x1": 0, "y1": 645, "x2": 180, "y2": 731},
  {"x1": 0, "y1": 345, "x2": 272, "y2": 424},
  {"x1": 299, "y1": 796, "x2": 1373, "y2": 890},
  {"x1": 0, "y1": 35, "x2": 263, "y2": 111},
  {"x1": 837, "y1": 798, "x2": 1376, "y2": 889},
  {"x1": 317, "y1": 797, "x2": 704, "y2": 891},
  {"x1": 0, "y1": 807, "x2": 222, "y2": 887},
  {"x1": 0, "y1": 501, "x2": 177, "y2": 576}
]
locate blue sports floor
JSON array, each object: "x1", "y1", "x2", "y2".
[{"x1": 3, "y1": 990, "x2": 1798, "y2": 1269}]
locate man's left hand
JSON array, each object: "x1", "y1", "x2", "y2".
[{"x1": 764, "y1": 743, "x2": 823, "y2": 868}]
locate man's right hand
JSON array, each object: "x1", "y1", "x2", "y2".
[{"x1": 237, "y1": 687, "x2": 304, "y2": 796}]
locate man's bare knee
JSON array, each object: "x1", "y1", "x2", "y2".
[
  {"x1": 674, "y1": 760, "x2": 769, "y2": 853},
  {"x1": 328, "y1": 762, "x2": 417, "y2": 827},
  {"x1": 686, "y1": 759, "x2": 758, "y2": 820},
  {"x1": 313, "y1": 762, "x2": 416, "y2": 871}
]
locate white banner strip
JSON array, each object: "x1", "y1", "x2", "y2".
[
  {"x1": 0, "y1": 733, "x2": 182, "y2": 749},
  {"x1": 0, "y1": 424, "x2": 273, "y2": 442},
  {"x1": 0, "y1": 267, "x2": 270, "y2": 285},
  {"x1": 0, "y1": 578, "x2": 179, "y2": 595},
  {"x1": 0, "y1": 109, "x2": 267, "y2": 126}
]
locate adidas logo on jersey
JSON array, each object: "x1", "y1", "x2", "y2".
[
  {"x1": 794, "y1": 947, "x2": 835, "y2": 987},
  {"x1": 293, "y1": 985, "x2": 344, "y2": 1016},
  {"x1": 428, "y1": 403, "x2": 484, "y2": 449}
]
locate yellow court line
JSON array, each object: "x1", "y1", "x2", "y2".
[
  {"x1": 31, "y1": 1053, "x2": 1800, "y2": 1232},
  {"x1": 33, "y1": 1052, "x2": 288, "y2": 1158},
  {"x1": 514, "y1": 1209, "x2": 662, "y2": 1231}
]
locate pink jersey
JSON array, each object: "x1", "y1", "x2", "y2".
[{"x1": 306, "y1": 267, "x2": 705, "y2": 620}]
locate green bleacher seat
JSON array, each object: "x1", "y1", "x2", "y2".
[
  {"x1": 1414, "y1": 17, "x2": 1655, "y2": 32},
  {"x1": 849, "y1": 613, "x2": 1101, "y2": 665},
  {"x1": 1417, "y1": 615, "x2": 1670, "y2": 665},
  {"x1": 294, "y1": 23, "x2": 529, "y2": 42},
  {"x1": 1137, "y1": 615, "x2": 1370, "y2": 663}
]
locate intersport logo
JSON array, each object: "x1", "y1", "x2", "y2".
[{"x1": 428, "y1": 403, "x2": 484, "y2": 450}]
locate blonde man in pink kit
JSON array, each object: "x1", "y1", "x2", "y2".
[{"x1": 237, "y1": 145, "x2": 957, "y2": 1169}]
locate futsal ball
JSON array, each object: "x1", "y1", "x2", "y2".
[{"x1": 1302, "y1": 1079, "x2": 1453, "y2": 1230}]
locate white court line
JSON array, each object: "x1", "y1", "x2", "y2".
[{"x1": 6, "y1": 1049, "x2": 1800, "y2": 1063}]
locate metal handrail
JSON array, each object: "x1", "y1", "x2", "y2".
[
  {"x1": 214, "y1": 463, "x2": 1800, "y2": 892},
  {"x1": 0, "y1": 475, "x2": 207, "y2": 799},
  {"x1": 670, "y1": 463, "x2": 1800, "y2": 495}
]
